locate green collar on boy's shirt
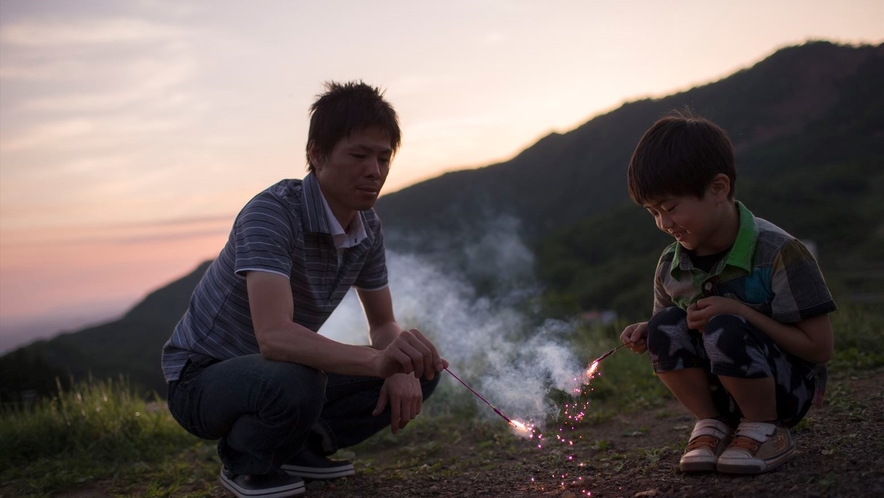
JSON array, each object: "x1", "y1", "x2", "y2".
[{"x1": 668, "y1": 201, "x2": 758, "y2": 278}]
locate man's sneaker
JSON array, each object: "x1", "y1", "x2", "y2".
[
  {"x1": 679, "y1": 418, "x2": 734, "y2": 472},
  {"x1": 717, "y1": 421, "x2": 795, "y2": 474},
  {"x1": 220, "y1": 467, "x2": 305, "y2": 497},
  {"x1": 281, "y1": 449, "x2": 356, "y2": 480}
]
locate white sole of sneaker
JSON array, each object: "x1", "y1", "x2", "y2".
[
  {"x1": 679, "y1": 458, "x2": 718, "y2": 473},
  {"x1": 717, "y1": 448, "x2": 796, "y2": 474},
  {"x1": 281, "y1": 463, "x2": 355, "y2": 480},
  {"x1": 220, "y1": 471, "x2": 306, "y2": 497}
]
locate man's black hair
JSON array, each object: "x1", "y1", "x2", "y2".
[{"x1": 306, "y1": 81, "x2": 401, "y2": 171}]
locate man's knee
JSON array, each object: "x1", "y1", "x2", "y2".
[
  {"x1": 216, "y1": 356, "x2": 328, "y2": 424},
  {"x1": 262, "y1": 361, "x2": 328, "y2": 418},
  {"x1": 420, "y1": 372, "x2": 442, "y2": 401}
]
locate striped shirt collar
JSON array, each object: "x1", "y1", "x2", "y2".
[
  {"x1": 320, "y1": 189, "x2": 367, "y2": 249},
  {"x1": 300, "y1": 171, "x2": 368, "y2": 248}
]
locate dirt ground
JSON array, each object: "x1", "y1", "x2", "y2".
[
  {"x1": 301, "y1": 369, "x2": 884, "y2": 498},
  {"x1": 42, "y1": 369, "x2": 884, "y2": 498}
]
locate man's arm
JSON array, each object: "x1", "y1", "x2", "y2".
[
  {"x1": 247, "y1": 271, "x2": 445, "y2": 378},
  {"x1": 247, "y1": 270, "x2": 382, "y2": 375},
  {"x1": 357, "y1": 286, "x2": 401, "y2": 349},
  {"x1": 357, "y1": 285, "x2": 439, "y2": 433}
]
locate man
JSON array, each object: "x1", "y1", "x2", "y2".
[{"x1": 162, "y1": 81, "x2": 448, "y2": 498}]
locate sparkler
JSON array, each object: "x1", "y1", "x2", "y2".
[
  {"x1": 444, "y1": 368, "x2": 530, "y2": 431},
  {"x1": 585, "y1": 343, "x2": 627, "y2": 378},
  {"x1": 446, "y1": 345, "x2": 626, "y2": 497}
]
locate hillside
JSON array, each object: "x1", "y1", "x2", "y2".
[
  {"x1": 377, "y1": 40, "x2": 884, "y2": 315},
  {"x1": 376, "y1": 41, "x2": 882, "y2": 241},
  {"x1": 0, "y1": 261, "x2": 211, "y2": 401},
  {"x1": 1, "y1": 41, "x2": 881, "y2": 400}
]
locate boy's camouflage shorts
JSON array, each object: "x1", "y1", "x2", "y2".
[{"x1": 646, "y1": 306, "x2": 816, "y2": 427}]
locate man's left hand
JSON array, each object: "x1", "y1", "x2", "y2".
[
  {"x1": 686, "y1": 296, "x2": 744, "y2": 331},
  {"x1": 372, "y1": 373, "x2": 422, "y2": 434}
]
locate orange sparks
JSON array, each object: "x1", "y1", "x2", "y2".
[
  {"x1": 585, "y1": 360, "x2": 600, "y2": 379},
  {"x1": 509, "y1": 419, "x2": 530, "y2": 431}
]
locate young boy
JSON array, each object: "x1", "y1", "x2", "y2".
[{"x1": 620, "y1": 112, "x2": 836, "y2": 475}]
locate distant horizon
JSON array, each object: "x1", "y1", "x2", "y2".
[
  {"x1": 0, "y1": 39, "x2": 878, "y2": 354},
  {"x1": 1, "y1": 0, "x2": 882, "y2": 354}
]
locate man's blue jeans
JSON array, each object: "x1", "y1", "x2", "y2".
[{"x1": 167, "y1": 353, "x2": 441, "y2": 475}]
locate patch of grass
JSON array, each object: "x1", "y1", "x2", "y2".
[
  {"x1": 591, "y1": 439, "x2": 612, "y2": 452},
  {"x1": 4, "y1": 307, "x2": 880, "y2": 496},
  {"x1": 569, "y1": 321, "x2": 671, "y2": 411},
  {"x1": 829, "y1": 304, "x2": 884, "y2": 373},
  {"x1": 0, "y1": 378, "x2": 213, "y2": 497},
  {"x1": 569, "y1": 305, "x2": 884, "y2": 414},
  {"x1": 638, "y1": 446, "x2": 669, "y2": 465}
]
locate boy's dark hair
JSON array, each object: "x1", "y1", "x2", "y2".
[
  {"x1": 306, "y1": 80, "x2": 401, "y2": 172},
  {"x1": 627, "y1": 110, "x2": 736, "y2": 204}
]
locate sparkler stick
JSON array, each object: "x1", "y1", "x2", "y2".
[
  {"x1": 445, "y1": 367, "x2": 526, "y2": 429},
  {"x1": 585, "y1": 343, "x2": 627, "y2": 378},
  {"x1": 592, "y1": 343, "x2": 627, "y2": 364}
]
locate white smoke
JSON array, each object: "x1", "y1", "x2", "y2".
[{"x1": 318, "y1": 217, "x2": 584, "y2": 426}]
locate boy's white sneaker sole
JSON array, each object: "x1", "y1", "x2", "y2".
[{"x1": 717, "y1": 421, "x2": 795, "y2": 474}]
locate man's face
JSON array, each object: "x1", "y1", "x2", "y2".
[{"x1": 311, "y1": 127, "x2": 393, "y2": 226}]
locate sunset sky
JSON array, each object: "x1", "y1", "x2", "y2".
[{"x1": 1, "y1": 0, "x2": 882, "y2": 352}]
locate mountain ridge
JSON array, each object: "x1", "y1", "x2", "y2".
[{"x1": 2, "y1": 40, "x2": 881, "y2": 400}]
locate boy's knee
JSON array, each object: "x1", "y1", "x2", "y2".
[
  {"x1": 647, "y1": 307, "x2": 689, "y2": 355},
  {"x1": 705, "y1": 313, "x2": 746, "y2": 333},
  {"x1": 648, "y1": 306, "x2": 686, "y2": 331},
  {"x1": 702, "y1": 314, "x2": 748, "y2": 353}
]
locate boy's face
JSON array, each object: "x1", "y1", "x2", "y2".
[{"x1": 643, "y1": 187, "x2": 732, "y2": 256}]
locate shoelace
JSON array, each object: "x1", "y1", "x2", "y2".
[
  {"x1": 686, "y1": 434, "x2": 721, "y2": 451},
  {"x1": 729, "y1": 435, "x2": 760, "y2": 452}
]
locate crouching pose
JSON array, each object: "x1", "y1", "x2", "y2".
[
  {"x1": 620, "y1": 112, "x2": 835, "y2": 475},
  {"x1": 162, "y1": 81, "x2": 448, "y2": 497}
]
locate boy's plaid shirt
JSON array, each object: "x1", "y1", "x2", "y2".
[{"x1": 652, "y1": 201, "x2": 837, "y2": 407}]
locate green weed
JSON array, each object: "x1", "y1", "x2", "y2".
[
  {"x1": 0, "y1": 377, "x2": 210, "y2": 497},
  {"x1": 2, "y1": 307, "x2": 881, "y2": 496}
]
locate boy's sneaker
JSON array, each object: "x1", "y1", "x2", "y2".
[
  {"x1": 679, "y1": 418, "x2": 734, "y2": 472},
  {"x1": 717, "y1": 421, "x2": 795, "y2": 474},
  {"x1": 281, "y1": 449, "x2": 355, "y2": 480},
  {"x1": 220, "y1": 467, "x2": 305, "y2": 497}
]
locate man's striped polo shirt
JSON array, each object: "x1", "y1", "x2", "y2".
[{"x1": 161, "y1": 172, "x2": 388, "y2": 383}]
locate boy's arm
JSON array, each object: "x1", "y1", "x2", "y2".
[{"x1": 687, "y1": 297, "x2": 834, "y2": 363}]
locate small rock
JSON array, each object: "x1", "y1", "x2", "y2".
[
  {"x1": 635, "y1": 490, "x2": 658, "y2": 497},
  {"x1": 562, "y1": 492, "x2": 578, "y2": 498}
]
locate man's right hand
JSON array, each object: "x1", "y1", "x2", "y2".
[
  {"x1": 620, "y1": 322, "x2": 649, "y2": 354},
  {"x1": 375, "y1": 328, "x2": 448, "y2": 380}
]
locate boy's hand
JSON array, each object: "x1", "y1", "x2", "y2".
[
  {"x1": 620, "y1": 322, "x2": 649, "y2": 353},
  {"x1": 687, "y1": 296, "x2": 744, "y2": 331}
]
